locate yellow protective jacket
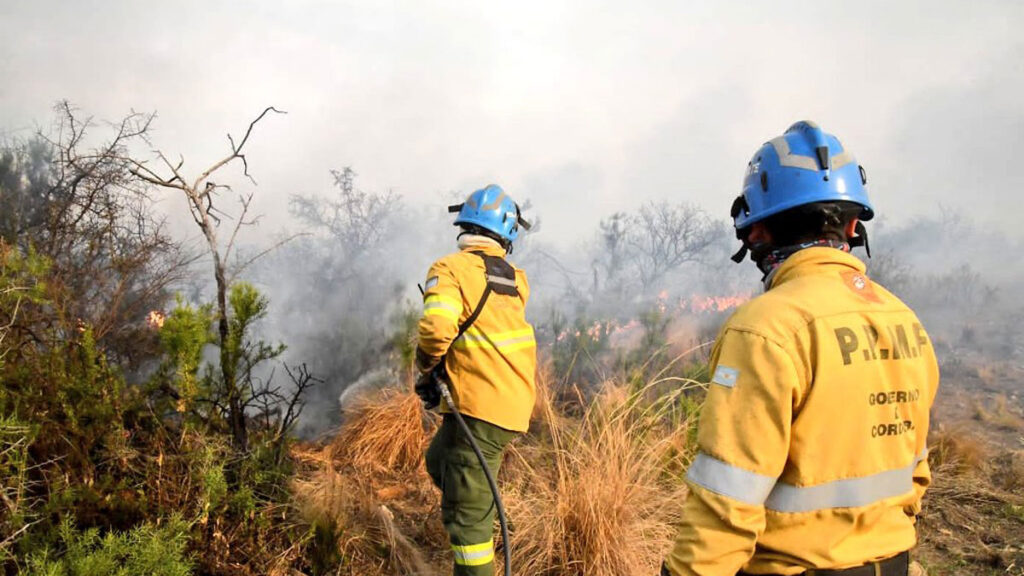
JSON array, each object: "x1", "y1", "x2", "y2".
[
  {"x1": 416, "y1": 243, "x2": 537, "y2": 432},
  {"x1": 665, "y1": 247, "x2": 939, "y2": 576}
]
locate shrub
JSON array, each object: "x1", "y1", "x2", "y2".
[
  {"x1": 21, "y1": 516, "x2": 193, "y2": 576},
  {"x1": 0, "y1": 415, "x2": 35, "y2": 563}
]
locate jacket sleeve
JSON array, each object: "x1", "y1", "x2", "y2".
[
  {"x1": 904, "y1": 457, "x2": 931, "y2": 520},
  {"x1": 415, "y1": 258, "x2": 463, "y2": 373},
  {"x1": 664, "y1": 328, "x2": 801, "y2": 576},
  {"x1": 517, "y1": 268, "x2": 530, "y2": 305},
  {"x1": 906, "y1": 337, "x2": 939, "y2": 520}
]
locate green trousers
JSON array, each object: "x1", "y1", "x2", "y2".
[{"x1": 425, "y1": 413, "x2": 516, "y2": 576}]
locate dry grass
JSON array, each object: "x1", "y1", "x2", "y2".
[
  {"x1": 377, "y1": 504, "x2": 435, "y2": 575},
  {"x1": 291, "y1": 389, "x2": 444, "y2": 576},
  {"x1": 991, "y1": 449, "x2": 1024, "y2": 493},
  {"x1": 974, "y1": 365, "x2": 996, "y2": 386},
  {"x1": 329, "y1": 388, "x2": 438, "y2": 477},
  {"x1": 974, "y1": 394, "x2": 1024, "y2": 432},
  {"x1": 928, "y1": 424, "x2": 990, "y2": 475},
  {"x1": 291, "y1": 465, "x2": 439, "y2": 576},
  {"x1": 502, "y1": 376, "x2": 699, "y2": 576},
  {"x1": 916, "y1": 414, "x2": 1024, "y2": 575},
  {"x1": 917, "y1": 455, "x2": 1024, "y2": 574},
  {"x1": 289, "y1": 364, "x2": 705, "y2": 576},
  {"x1": 290, "y1": 359, "x2": 1024, "y2": 576}
]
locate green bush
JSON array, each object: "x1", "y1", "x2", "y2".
[
  {"x1": 0, "y1": 415, "x2": 35, "y2": 563},
  {"x1": 158, "y1": 296, "x2": 215, "y2": 414},
  {"x1": 21, "y1": 516, "x2": 193, "y2": 576}
]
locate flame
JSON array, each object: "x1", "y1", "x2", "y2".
[
  {"x1": 681, "y1": 293, "x2": 751, "y2": 314},
  {"x1": 550, "y1": 292, "x2": 752, "y2": 342},
  {"x1": 146, "y1": 310, "x2": 166, "y2": 329}
]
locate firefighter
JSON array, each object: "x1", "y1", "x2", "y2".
[
  {"x1": 416, "y1": 184, "x2": 536, "y2": 576},
  {"x1": 661, "y1": 121, "x2": 939, "y2": 576}
]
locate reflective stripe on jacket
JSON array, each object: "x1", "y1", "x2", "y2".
[
  {"x1": 416, "y1": 243, "x2": 537, "y2": 432},
  {"x1": 664, "y1": 247, "x2": 939, "y2": 576}
]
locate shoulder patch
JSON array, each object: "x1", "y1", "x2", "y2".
[
  {"x1": 841, "y1": 270, "x2": 882, "y2": 303},
  {"x1": 711, "y1": 366, "x2": 739, "y2": 388},
  {"x1": 424, "y1": 276, "x2": 439, "y2": 290}
]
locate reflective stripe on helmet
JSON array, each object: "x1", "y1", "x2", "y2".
[
  {"x1": 768, "y1": 136, "x2": 820, "y2": 171},
  {"x1": 768, "y1": 135, "x2": 857, "y2": 172}
]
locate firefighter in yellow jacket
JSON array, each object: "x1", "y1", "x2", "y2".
[
  {"x1": 416, "y1": 184, "x2": 536, "y2": 576},
  {"x1": 662, "y1": 122, "x2": 939, "y2": 576}
]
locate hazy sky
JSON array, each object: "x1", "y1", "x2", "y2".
[{"x1": 2, "y1": 0, "x2": 1022, "y2": 244}]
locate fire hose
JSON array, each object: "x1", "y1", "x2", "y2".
[{"x1": 430, "y1": 367, "x2": 512, "y2": 576}]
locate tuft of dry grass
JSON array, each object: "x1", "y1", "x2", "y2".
[
  {"x1": 291, "y1": 388, "x2": 444, "y2": 576},
  {"x1": 292, "y1": 466, "x2": 439, "y2": 576},
  {"x1": 974, "y1": 365, "x2": 996, "y2": 386},
  {"x1": 929, "y1": 424, "x2": 990, "y2": 475},
  {"x1": 503, "y1": 376, "x2": 699, "y2": 576},
  {"x1": 973, "y1": 394, "x2": 1024, "y2": 432},
  {"x1": 378, "y1": 504, "x2": 436, "y2": 575},
  {"x1": 991, "y1": 449, "x2": 1024, "y2": 493},
  {"x1": 329, "y1": 389, "x2": 438, "y2": 477},
  {"x1": 292, "y1": 466, "x2": 351, "y2": 534}
]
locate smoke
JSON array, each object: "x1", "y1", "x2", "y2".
[
  {"x1": 239, "y1": 165, "x2": 1024, "y2": 436},
  {"x1": 6, "y1": 1, "x2": 1022, "y2": 434},
  {"x1": 867, "y1": 211, "x2": 1024, "y2": 362},
  {"x1": 246, "y1": 175, "x2": 458, "y2": 435},
  {"x1": 243, "y1": 173, "x2": 753, "y2": 434}
]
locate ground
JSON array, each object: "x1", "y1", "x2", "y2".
[
  {"x1": 291, "y1": 356, "x2": 1024, "y2": 576},
  {"x1": 917, "y1": 357, "x2": 1024, "y2": 576}
]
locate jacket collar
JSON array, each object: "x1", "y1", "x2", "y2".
[
  {"x1": 767, "y1": 247, "x2": 866, "y2": 290},
  {"x1": 458, "y1": 234, "x2": 507, "y2": 257}
]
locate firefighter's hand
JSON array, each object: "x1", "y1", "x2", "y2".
[{"x1": 415, "y1": 371, "x2": 441, "y2": 410}]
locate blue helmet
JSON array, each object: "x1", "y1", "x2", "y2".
[
  {"x1": 732, "y1": 121, "x2": 874, "y2": 231},
  {"x1": 449, "y1": 184, "x2": 531, "y2": 244}
]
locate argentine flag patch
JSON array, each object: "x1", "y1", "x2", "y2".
[{"x1": 711, "y1": 366, "x2": 739, "y2": 388}]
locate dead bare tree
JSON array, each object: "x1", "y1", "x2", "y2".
[
  {"x1": 866, "y1": 248, "x2": 914, "y2": 296},
  {"x1": 625, "y1": 201, "x2": 722, "y2": 290},
  {"x1": 127, "y1": 106, "x2": 287, "y2": 452},
  {"x1": 591, "y1": 212, "x2": 630, "y2": 295},
  {"x1": 289, "y1": 166, "x2": 401, "y2": 277}
]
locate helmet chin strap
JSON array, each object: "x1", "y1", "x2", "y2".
[
  {"x1": 730, "y1": 244, "x2": 748, "y2": 263},
  {"x1": 848, "y1": 221, "x2": 871, "y2": 258},
  {"x1": 732, "y1": 221, "x2": 871, "y2": 268},
  {"x1": 729, "y1": 236, "x2": 774, "y2": 276}
]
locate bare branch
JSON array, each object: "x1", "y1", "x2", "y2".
[
  {"x1": 231, "y1": 106, "x2": 287, "y2": 155},
  {"x1": 227, "y1": 232, "x2": 309, "y2": 285},
  {"x1": 193, "y1": 106, "x2": 286, "y2": 190},
  {"x1": 223, "y1": 192, "x2": 253, "y2": 265},
  {"x1": 276, "y1": 363, "x2": 321, "y2": 441}
]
